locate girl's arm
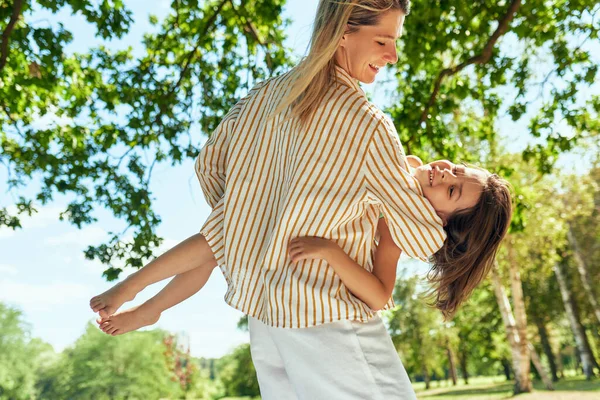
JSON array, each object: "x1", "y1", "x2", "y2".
[{"x1": 288, "y1": 219, "x2": 401, "y2": 310}]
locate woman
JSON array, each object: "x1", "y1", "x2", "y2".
[{"x1": 93, "y1": 1, "x2": 449, "y2": 398}]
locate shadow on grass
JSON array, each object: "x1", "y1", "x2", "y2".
[{"x1": 534, "y1": 377, "x2": 600, "y2": 392}]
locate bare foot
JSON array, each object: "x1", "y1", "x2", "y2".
[
  {"x1": 90, "y1": 280, "x2": 139, "y2": 319},
  {"x1": 97, "y1": 305, "x2": 161, "y2": 336}
]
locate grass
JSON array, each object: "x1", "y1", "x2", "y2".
[
  {"x1": 415, "y1": 375, "x2": 600, "y2": 399},
  {"x1": 215, "y1": 376, "x2": 600, "y2": 400}
]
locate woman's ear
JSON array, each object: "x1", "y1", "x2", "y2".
[{"x1": 406, "y1": 155, "x2": 423, "y2": 168}]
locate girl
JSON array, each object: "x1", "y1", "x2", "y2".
[{"x1": 92, "y1": 155, "x2": 511, "y2": 328}]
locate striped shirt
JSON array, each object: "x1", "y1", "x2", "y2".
[{"x1": 196, "y1": 66, "x2": 446, "y2": 328}]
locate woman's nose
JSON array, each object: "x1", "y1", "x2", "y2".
[{"x1": 388, "y1": 46, "x2": 399, "y2": 63}]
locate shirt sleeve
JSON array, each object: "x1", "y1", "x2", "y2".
[
  {"x1": 195, "y1": 81, "x2": 267, "y2": 264},
  {"x1": 194, "y1": 79, "x2": 269, "y2": 208},
  {"x1": 363, "y1": 116, "x2": 446, "y2": 261},
  {"x1": 194, "y1": 99, "x2": 243, "y2": 209}
]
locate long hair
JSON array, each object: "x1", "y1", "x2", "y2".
[
  {"x1": 427, "y1": 173, "x2": 513, "y2": 320},
  {"x1": 270, "y1": 0, "x2": 410, "y2": 124}
]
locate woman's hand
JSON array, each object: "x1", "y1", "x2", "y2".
[{"x1": 288, "y1": 237, "x2": 338, "y2": 263}]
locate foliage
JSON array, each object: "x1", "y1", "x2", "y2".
[
  {"x1": 389, "y1": 0, "x2": 600, "y2": 174},
  {"x1": 36, "y1": 324, "x2": 183, "y2": 399},
  {"x1": 0, "y1": 303, "x2": 53, "y2": 400},
  {"x1": 387, "y1": 274, "x2": 448, "y2": 381},
  {"x1": 452, "y1": 282, "x2": 507, "y2": 377},
  {"x1": 0, "y1": 0, "x2": 292, "y2": 278},
  {"x1": 3, "y1": 0, "x2": 599, "y2": 276},
  {"x1": 215, "y1": 343, "x2": 260, "y2": 398}
]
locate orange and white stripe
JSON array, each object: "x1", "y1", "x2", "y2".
[{"x1": 196, "y1": 66, "x2": 446, "y2": 328}]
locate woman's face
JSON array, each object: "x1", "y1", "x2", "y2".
[
  {"x1": 413, "y1": 160, "x2": 487, "y2": 224},
  {"x1": 335, "y1": 10, "x2": 405, "y2": 83}
]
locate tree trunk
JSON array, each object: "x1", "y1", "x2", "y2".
[
  {"x1": 447, "y1": 344, "x2": 458, "y2": 386},
  {"x1": 535, "y1": 317, "x2": 559, "y2": 381},
  {"x1": 529, "y1": 343, "x2": 554, "y2": 390},
  {"x1": 491, "y1": 265, "x2": 533, "y2": 394},
  {"x1": 573, "y1": 299, "x2": 600, "y2": 372},
  {"x1": 568, "y1": 227, "x2": 600, "y2": 325},
  {"x1": 422, "y1": 363, "x2": 431, "y2": 390},
  {"x1": 501, "y1": 358, "x2": 512, "y2": 380},
  {"x1": 459, "y1": 346, "x2": 469, "y2": 385},
  {"x1": 553, "y1": 262, "x2": 595, "y2": 379},
  {"x1": 555, "y1": 347, "x2": 565, "y2": 379},
  {"x1": 416, "y1": 327, "x2": 431, "y2": 389},
  {"x1": 507, "y1": 246, "x2": 534, "y2": 393}
]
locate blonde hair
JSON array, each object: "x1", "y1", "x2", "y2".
[{"x1": 271, "y1": 0, "x2": 410, "y2": 124}]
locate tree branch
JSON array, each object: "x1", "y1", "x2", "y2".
[
  {"x1": 419, "y1": 0, "x2": 522, "y2": 125},
  {"x1": 0, "y1": 0, "x2": 24, "y2": 74},
  {"x1": 229, "y1": 0, "x2": 274, "y2": 71},
  {"x1": 171, "y1": 0, "x2": 228, "y2": 93},
  {"x1": 2, "y1": 103, "x2": 25, "y2": 138},
  {"x1": 149, "y1": 0, "x2": 228, "y2": 134}
]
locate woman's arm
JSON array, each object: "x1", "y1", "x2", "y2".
[{"x1": 288, "y1": 219, "x2": 401, "y2": 310}]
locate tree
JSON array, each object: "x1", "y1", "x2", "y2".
[
  {"x1": 37, "y1": 324, "x2": 184, "y2": 399},
  {"x1": 0, "y1": 302, "x2": 53, "y2": 400},
  {"x1": 451, "y1": 282, "x2": 506, "y2": 384},
  {"x1": 388, "y1": 0, "x2": 600, "y2": 172},
  {"x1": 215, "y1": 343, "x2": 260, "y2": 397},
  {"x1": 388, "y1": 274, "x2": 448, "y2": 389},
  {"x1": 490, "y1": 266, "x2": 532, "y2": 393},
  {"x1": 562, "y1": 168, "x2": 600, "y2": 326},
  {"x1": 3, "y1": 1, "x2": 599, "y2": 279},
  {"x1": 1, "y1": 0, "x2": 291, "y2": 279}
]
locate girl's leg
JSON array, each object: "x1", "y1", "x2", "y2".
[
  {"x1": 90, "y1": 233, "x2": 216, "y2": 318},
  {"x1": 98, "y1": 259, "x2": 217, "y2": 335}
]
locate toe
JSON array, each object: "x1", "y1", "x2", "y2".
[
  {"x1": 91, "y1": 301, "x2": 104, "y2": 312},
  {"x1": 100, "y1": 321, "x2": 112, "y2": 331}
]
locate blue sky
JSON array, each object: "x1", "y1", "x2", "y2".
[
  {"x1": 0, "y1": 0, "x2": 321, "y2": 359},
  {"x1": 0, "y1": 1, "x2": 595, "y2": 358}
]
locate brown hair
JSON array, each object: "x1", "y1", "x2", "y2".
[
  {"x1": 270, "y1": 0, "x2": 411, "y2": 124},
  {"x1": 427, "y1": 173, "x2": 513, "y2": 320}
]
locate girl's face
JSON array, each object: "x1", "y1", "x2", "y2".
[
  {"x1": 335, "y1": 10, "x2": 405, "y2": 83},
  {"x1": 414, "y1": 160, "x2": 487, "y2": 224}
]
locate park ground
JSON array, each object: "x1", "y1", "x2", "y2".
[
  {"x1": 223, "y1": 375, "x2": 600, "y2": 400},
  {"x1": 414, "y1": 375, "x2": 600, "y2": 399}
]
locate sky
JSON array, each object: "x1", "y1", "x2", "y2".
[
  {"x1": 0, "y1": 0, "x2": 321, "y2": 359},
  {"x1": 0, "y1": 0, "x2": 596, "y2": 358}
]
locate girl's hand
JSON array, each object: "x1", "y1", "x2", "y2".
[{"x1": 288, "y1": 237, "x2": 336, "y2": 263}]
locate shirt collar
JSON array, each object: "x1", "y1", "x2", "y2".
[{"x1": 334, "y1": 65, "x2": 365, "y2": 95}]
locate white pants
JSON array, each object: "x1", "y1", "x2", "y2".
[{"x1": 248, "y1": 315, "x2": 416, "y2": 400}]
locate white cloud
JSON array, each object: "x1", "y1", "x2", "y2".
[
  {"x1": 44, "y1": 226, "x2": 108, "y2": 246},
  {"x1": 76, "y1": 236, "x2": 179, "y2": 278},
  {"x1": 1, "y1": 204, "x2": 63, "y2": 232},
  {"x1": 0, "y1": 264, "x2": 18, "y2": 275},
  {"x1": 30, "y1": 110, "x2": 73, "y2": 130},
  {"x1": 0, "y1": 227, "x2": 15, "y2": 239},
  {"x1": 0, "y1": 279, "x2": 91, "y2": 311}
]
